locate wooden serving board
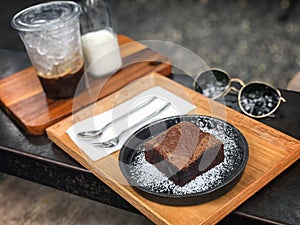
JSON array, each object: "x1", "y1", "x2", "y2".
[
  {"x1": 46, "y1": 73, "x2": 300, "y2": 225},
  {"x1": 0, "y1": 35, "x2": 171, "y2": 135}
]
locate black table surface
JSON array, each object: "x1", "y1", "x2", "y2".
[{"x1": 0, "y1": 49, "x2": 299, "y2": 225}]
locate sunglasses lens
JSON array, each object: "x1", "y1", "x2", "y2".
[
  {"x1": 194, "y1": 70, "x2": 229, "y2": 99},
  {"x1": 239, "y1": 83, "x2": 280, "y2": 117}
]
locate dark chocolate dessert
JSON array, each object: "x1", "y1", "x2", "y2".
[{"x1": 144, "y1": 121, "x2": 224, "y2": 186}]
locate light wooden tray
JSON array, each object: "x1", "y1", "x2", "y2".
[{"x1": 47, "y1": 73, "x2": 300, "y2": 225}]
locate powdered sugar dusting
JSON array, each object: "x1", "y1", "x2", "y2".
[{"x1": 126, "y1": 116, "x2": 246, "y2": 196}]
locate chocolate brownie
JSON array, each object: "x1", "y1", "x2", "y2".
[{"x1": 144, "y1": 121, "x2": 224, "y2": 186}]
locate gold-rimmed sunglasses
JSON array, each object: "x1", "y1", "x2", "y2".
[{"x1": 193, "y1": 68, "x2": 286, "y2": 118}]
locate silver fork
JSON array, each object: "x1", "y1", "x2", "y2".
[
  {"x1": 93, "y1": 101, "x2": 171, "y2": 148},
  {"x1": 77, "y1": 96, "x2": 157, "y2": 138}
]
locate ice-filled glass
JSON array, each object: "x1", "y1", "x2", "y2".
[{"x1": 11, "y1": 1, "x2": 84, "y2": 99}]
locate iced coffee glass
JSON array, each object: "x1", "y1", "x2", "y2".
[{"x1": 11, "y1": 1, "x2": 84, "y2": 99}]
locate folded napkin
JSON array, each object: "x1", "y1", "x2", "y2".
[{"x1": 66, "y1": 86, "x2": 195, "y2": 161}]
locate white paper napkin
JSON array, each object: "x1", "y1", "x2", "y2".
[{"x1": 66, "y1": 86, "x2": 195, "y2": 161}]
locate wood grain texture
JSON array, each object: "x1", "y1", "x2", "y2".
[
  {"x1": 46, "y1": 73, "x2": 300, "y2": 225},
  {"x1": 0, "y1": 35, "x2": 171, "y2": 135}
]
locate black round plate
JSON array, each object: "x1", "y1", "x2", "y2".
[{"x1": 118, "y1": 115, "x2": 248, "y2": 205}]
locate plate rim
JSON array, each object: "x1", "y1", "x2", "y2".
[{"x1": 118, "y1": 114, "x2": 249, "y2": 205}]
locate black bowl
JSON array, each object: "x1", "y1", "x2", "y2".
[{"x1": 119, "y1": 115, "x2": 248, "y2": 206}]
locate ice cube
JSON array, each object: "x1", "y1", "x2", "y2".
[
  {"x1": 37, "y1": 39, "x2": 49, "y2": 55},
  {"x1": 22, "y1": 33, "x2": 40, "y2": 49}
]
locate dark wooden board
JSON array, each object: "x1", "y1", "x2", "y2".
[{"x1": 0, "y1": 35, "x2": 172, "y2": 135}]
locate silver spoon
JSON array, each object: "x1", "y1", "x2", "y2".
[
  {"x1": 93, "y1": 101, "x2": 171, "y2": 148},
  {"x1": 77, "y1": 96, "x2": 157, "y2": 138}
]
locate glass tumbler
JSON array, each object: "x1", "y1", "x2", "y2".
[
  {"x1": 80, "y1": 0, "x2": 122, "y2": 78},
  {"x1": 11, "y1": 1, "x2": 85, "y2": 99}
]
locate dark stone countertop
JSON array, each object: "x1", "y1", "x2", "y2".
[{"x1": 0, "y1": 49, "x2": 299, "y2": 225}]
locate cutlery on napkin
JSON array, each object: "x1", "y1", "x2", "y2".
[{"x1": 66, "y1": 86, "x2": 195, "y2": 161}]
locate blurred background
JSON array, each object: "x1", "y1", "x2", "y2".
[{"x1": 1, "y1": 0, "x2": 300, "y2": 89}]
